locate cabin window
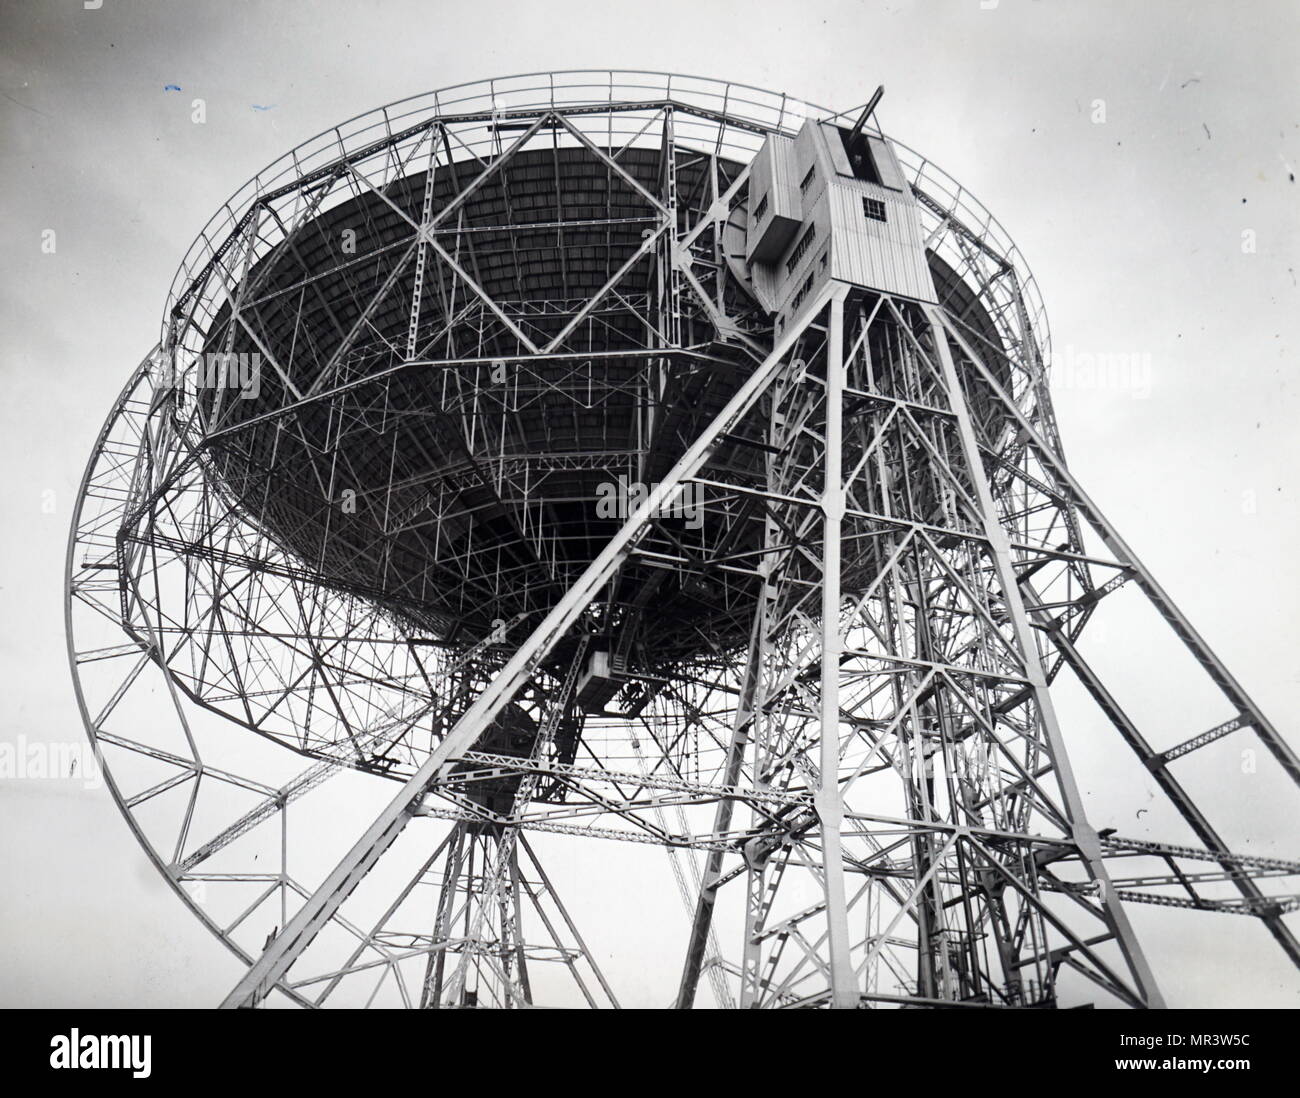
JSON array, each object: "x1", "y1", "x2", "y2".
[
  {"x1": 785, "y1": 224, "x2": 817, "y2": 275},
  {"x1": 791, "y1": 272, "x2": 815, "y2": 311}
]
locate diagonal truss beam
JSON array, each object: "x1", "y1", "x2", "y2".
[
  {"x1": 938, "y1": 309, "x2": 1300, "y2": 789},
  {"x1": 218, "y1": 285, "x2": 842, "y2": 1007},
  {"x1": 937, "y1": 308, "x2": 1300, "y2": 970},
  {"x1": 927, "y1": 302, "x2": 1164, "y2": 1007}
]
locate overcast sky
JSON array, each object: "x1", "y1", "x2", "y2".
[{"x1": 2, "y1": 0, "x2": 1298, "y2": 1007}]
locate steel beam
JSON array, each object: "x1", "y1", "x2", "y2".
[
  {"x1": 816, "y1": 293, "x2": 859, "y2": 1008},
  {"x1": 218, "y1": 286, "x2": 839, "y2": 1006},
  {"x1": 927, "y1": 303, "x2": 1165, "y2": 1008}
]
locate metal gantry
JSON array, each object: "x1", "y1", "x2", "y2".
[{"x1": 65, "y1": 72, "x2": 1300, "y2": 1009}]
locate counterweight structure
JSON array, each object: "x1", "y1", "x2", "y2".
[{"x1": 66, "y1": 72, "x2": 1300, "y2": 1009}]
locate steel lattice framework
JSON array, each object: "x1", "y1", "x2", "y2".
[{"x1": 66, "y1": 71, "x2": 1300, "y2": 1009}]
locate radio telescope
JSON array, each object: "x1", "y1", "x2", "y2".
[{"x1": 66, "y1": 71, "x2": 1300, "y2": 1008}]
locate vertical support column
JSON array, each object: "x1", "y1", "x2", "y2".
[
  {"x1": 507, "y1": 843, "x2": 532, "y2": 1005},
  {"x1": 675, "y1": 609, "x2": 763, "y2": 1008},
  {"x1": 818, "y1": 294, "x2": 858, "y2": 1009},
  {"x1": 422, "y1": 823, "x2": 467, "y2": 1008},
  {"x1": 739, "y1": 421, "x2": 783, "y2": 1010},
  {"x1": 740, "y1": 858, "x2": 766, "y2": 1008}
]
